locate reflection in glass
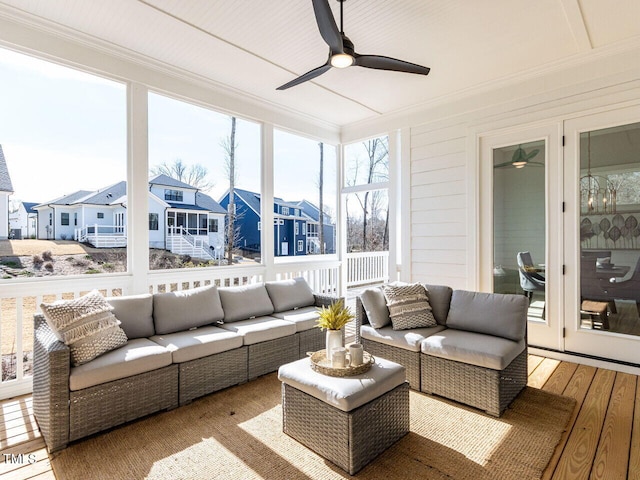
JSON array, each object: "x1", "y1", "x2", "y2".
[
  {"x1": 579, "y1": 122, "x2": 640, "y2": 334},
  {"x1": 493, "y1": 141, "x2": 546, "y2": 321}
]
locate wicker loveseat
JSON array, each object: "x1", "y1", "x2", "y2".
[
  {"x1": 33, "y1": 278, "x2": 336, "y2": 453},
  {"x1": 356, "y1": 284, "x2": 528, "y2": 416}
]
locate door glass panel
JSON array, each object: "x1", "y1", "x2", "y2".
[
  {"x1": 493, "y1": 141, "x2": 546, "y2": 321},
  {"x1": 579, "y1": 122, "x2": 640, "y2": 335}
]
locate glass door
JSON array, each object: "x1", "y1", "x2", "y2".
[
  {"x1": 564, "y1": 107, "x2": 640, "y2": 363},
  {"x1": 480, "y1": 125, "x2": 562, "y2": 350}
]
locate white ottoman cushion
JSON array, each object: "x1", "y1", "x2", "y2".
[{"x1": 278, "y1": 357, "x2": 406, "y2": 412}]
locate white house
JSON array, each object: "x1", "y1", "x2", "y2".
[
  {"x1": 8, "y1": 201, "x2": 38, "y2": 239},
  {"x1": 34, "y1": 174, "x2": 226, "y2": 260},
  {"x1": 0, "y1": 144, "x2": 14, "y2": 240}
]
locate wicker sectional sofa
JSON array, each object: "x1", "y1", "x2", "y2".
[
  {"x1": 356, "y1": 284, "x2": 528, "y2": 416},
  {"x1": 33, "y1": 278, "x2": 335, "y2": 453}
]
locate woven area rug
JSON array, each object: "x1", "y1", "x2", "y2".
[{"x1": 51, "y1": 374, "x2": 575, "y2": 480}]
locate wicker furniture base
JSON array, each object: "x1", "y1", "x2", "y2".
[
  {"x1": 362, "y1": 339, "x2": 421, "y2": 390},
  {"x1": 179, "y1": 347, "x2": 248, "y2": 405},
  {"x1": 282, "y1": 382, "x2": 409, "y2": 475},
  {"x1": 248, "y1": 335, "x2": 300, "y2": 380},
  {"x1": 421, "y1": 348, "x2": 528, "y2": 416},
  {"x1": 70, "y1": 364, "x2": 178, "y2": 442},
  {"x1": 297, "y1": 328, "x2": 324, "y2": 358}
]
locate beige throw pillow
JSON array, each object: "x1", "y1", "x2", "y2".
[
  {"x1": 382, "y1": 283, "x2": 437, "y2": 330},
  {"x1": 41, "y1": 290, "x2": 128, "y2": 366}
]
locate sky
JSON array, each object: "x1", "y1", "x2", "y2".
[{"x1": 0, "y1": 46, "x2": 339, "y2": 216}]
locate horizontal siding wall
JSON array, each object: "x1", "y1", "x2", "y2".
[{"x1": 410, "y1": 125, "x2": 468, "y2": 289}]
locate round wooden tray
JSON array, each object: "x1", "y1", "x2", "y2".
[{"x1": 308, "y1": 349, "x2": 374, "y2": 377}]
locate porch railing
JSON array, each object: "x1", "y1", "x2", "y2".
[
  {"x1": 166, "y1": 226, "x2": 216, "y2": 261},
  {"x1": 75, "y1": 225, "x2": 127, "y2": 248},
  {"x1": 346, "y1": 251, "x2": 390, "y2": 287}
]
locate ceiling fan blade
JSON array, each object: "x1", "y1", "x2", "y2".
[
  {"x1": 493, "y1": 161, "x2": 514, "y2": 169},
  {"x1": 354, "y1": 54, "x2": 430, "y2": 75},
  {"x1": 312, "y1": 0, "x2": 343, "y2": 54},
  {"x1": 276, "y1": 63, "x2": 332, "y2": 90}
]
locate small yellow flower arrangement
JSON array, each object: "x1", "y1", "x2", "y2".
[{"x1": 316, "y1": 299, "x2": 354, "y2": 331}]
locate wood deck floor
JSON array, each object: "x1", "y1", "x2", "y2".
[{"x1": 0, "y1": 355, "x2": 638, "y2": 479}]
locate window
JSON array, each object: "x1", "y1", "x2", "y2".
[
  {"x1": 148, "y1": 92, "x2": 261, "y2": 269},
  {"x1": 61, "y1": 213, "x2": 69, "y2": 226},
  {"x1": 257, "y1": 221, "x2": 261, "y2": 231},
  {"x1": 295, "y1": 222, "x2": 299, "y2": 235},
  {"x1": 164, "y1": 189, "x2": 183, "y2": 202},
  {"x1": 49, "y1": 213, "x2": 52, "y2": 226},
  {"x1": 149, "y1": 213, "x2": 159, "y2": 231},
  {"x1": 97, "y1": 212, "x2": 104, "y2": 219},
  {"x1": 74, "y1": 212, "x2": 78, "y2": 226},
  {"x1": 274, "y1": 129, "x2": 337, "y2": 257},
  {"x1": 298, "y1": 240, "x2": 304, "y2": 252},
  {"x1": 344, "y1": 136, "x2": 390, "y2": 253}
]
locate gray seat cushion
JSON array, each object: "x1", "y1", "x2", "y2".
[
  {"x1": 278, "y1": 356, "x2": 406, "y2": 412},
  {"x1": 265, "y1": 277, "x2": 316, "y2": 313},
  {"x1": 107, "y1": 293, "x2": 155, "y2": 339},
  {"x1": 446, "y1": 290, "x2": 528, "y2": 341},
  {"x1": 218, "y1": 316, "x2": 296, "y2": 345},
  {"x1": 69, "y1": 338, "x2": 172, "y2": 391},
  {"x1": 150, "y1": 326, "x2": 243, "y2": 363},
  {"x1": 359, "y1": 287, "x2": 391, "y2": 328},
  {"x1": 219, "y1": 283, "x2": 274, "y2": 322},
  {"x1": 360, "y1": 324, "x2": 446, "y2": 352},
  {"x1": 271, "y1": 306, "x2": 319, "y2": 332},
  {"x1": 421, "y1": 329, "x2": 526, "y2": 370},
  {"x1": 422, "y1": 284, "x2": 453, "y2": 325},
  {"x1": 153, "y1": 285, "x2": 224, "y2": 335}
]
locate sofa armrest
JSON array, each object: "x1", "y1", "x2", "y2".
[
  {"x1": 355, "y1": 297, "x2": 371, "y2": 344},
  {"x1": 313, "y1": 294, "x2": 340, "y2": 308},
  {"x1": 33, "y1": 314, "x2": 70, "y2": 452}
]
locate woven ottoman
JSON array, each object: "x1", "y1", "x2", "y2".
[{"x1": 277, "y1": 357, "x2": 409, "y2": 475}]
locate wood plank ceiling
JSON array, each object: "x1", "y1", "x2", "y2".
[{"x1": 0, "y1": 0, "x2": 639, "y2": 127}]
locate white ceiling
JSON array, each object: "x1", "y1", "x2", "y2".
[{"x1": 1, "y1": 0, "x2": 639, "y2": 128}]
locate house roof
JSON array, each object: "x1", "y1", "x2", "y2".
[
  {"x1": 0, "y1": 145, "x2": 15, "y2": 193},
  {"x1": 231, "y1": 188, "x2": 262, "y2": 216},
  {"x1": 149, "y1": 174, "x2": 197, "y2": 191},
  {"x1": 36, "y1": 190, "x2": 94, "y2": 208},
  {"x1": 22, "y1": 202, "x2": 39, "y2": 215},
  {"x1": 195, "y1": 192, "x2": 227, "y2": 214},
  {"x1": 81, "y1": 181, "x2": 127, "y2": 205}
]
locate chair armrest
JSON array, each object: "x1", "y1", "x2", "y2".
[{"x1": 33, "y1": 314, "x2": 70, "y2": 452}]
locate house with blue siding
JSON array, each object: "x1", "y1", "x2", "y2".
[{"x1": 218, "y1": 188, "x2": 335, "y2": 257}]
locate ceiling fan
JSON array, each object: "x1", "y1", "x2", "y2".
[
  {"x1": 276, "y1": 0, "x2": 431, "y2": 90},
  {"x1": 494, "y1": 145, "x2": 542, "y2": 169}
]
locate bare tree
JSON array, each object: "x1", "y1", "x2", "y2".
[
  {"x1": 221, "y1": 117, "x2": 238, "y2": 264},
  {"x1": 150, "y1": 158, "x2": 214, "y2": 192}
]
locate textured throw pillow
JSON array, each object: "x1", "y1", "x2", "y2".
[
  {"x1": 41, "y1": 290, "x2": 128, "y2": 367},
  {"x1": 382, "y1": 283, "x2": 437, "y2": 330}
]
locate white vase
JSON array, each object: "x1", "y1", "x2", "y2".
[{"x1": 325, "y1": 329, "x2": 343, "y2": 358}]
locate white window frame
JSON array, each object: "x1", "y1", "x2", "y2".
[
  {"x1": 297, "y1": 240, "x2": 303, "y2": 252},
  {"x1": 295, "y1": 222, "x2": 299, "y2": 235}
]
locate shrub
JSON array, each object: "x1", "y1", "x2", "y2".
[
  {"x1": 60, "y1": 234, "x2": 67, "y2": 240},
  {"x1": 102, "y1": 262, "x2": 115, "y2": 271},
  {"x1": 73, "y1": 259, "x2": 89, "y2": 268},
  {"x1": 85, "y1": 268, "x2": 101, "y2": 274},
  {"x1": 32, "y1": 255, "x2": 43, "y2": 266},
  {"x1": 44, "y1": 262, "x2": 54, "y2": 272},
  {"x1": 42, "y1": 251, "x2": 53, "y2": 261}
]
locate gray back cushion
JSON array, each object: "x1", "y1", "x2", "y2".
[
  {"x1": 422, "y1": 284, "x2": 453, "y2": 325},
  {"x1": 446, "y1": 290, "x2": 528, "y2": 341},
  {"x1": 265, "y1": 277, "x2": 315, "y2": 312},
  {"x1": 219, "y1": 283, "x2": 274, "y2": 322},
  {"x1": 359, "y1": 287, "x2": 390, "y2": 329},
  {"x1": 153, "y1": 284, "x2": 224, "y2": 335},
  {"x1": 107, "y1": 293, "x2": 155, "y2": 339}
]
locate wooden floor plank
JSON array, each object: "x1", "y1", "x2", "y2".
[
  {"x1": 542, "y1": 361, "x2": 579, "y2": 395},
  {"x1": 528, "y1": 354, "x2": 545, "y2": 374},
  {"x1": 551, "y1": 368, "x2": 616, "y2": 480},
  {"x1": 528, "y1": 357, "x2": 561, "y2": 388},
  {"x1": 590, "y1": 372, "x2": 636, "y2": 480},
  {"x1": 542, "y1": 364, "x2": 597, "y2": 480},
  {"x1": 628, "y1": 379, "x2": 640, "y2": 480}
]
